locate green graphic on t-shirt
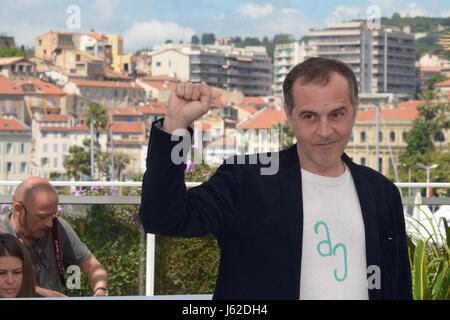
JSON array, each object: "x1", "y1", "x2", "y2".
[{"x1": 314, "y1": 221, "x2": 348, "y2": 282}]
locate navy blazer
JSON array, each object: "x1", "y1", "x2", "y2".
[{"x1": 140, "y1": 121, "x2": 413, "y2": 300}]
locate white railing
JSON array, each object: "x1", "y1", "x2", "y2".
[{"x1": 1, "y1": 180, "x2": 449, "y2": 298}]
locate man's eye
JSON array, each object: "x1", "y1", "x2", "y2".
[
  {"x1": 303, "y1": 114, "x2": 314, "y2": 120},
  {"x1": 332, "y1": 112, "x2": 343, "y2": 119}
]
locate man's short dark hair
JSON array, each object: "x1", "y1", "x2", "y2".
[{"x1": 283, "y1": 57, "x2": 358, "y2": 114}]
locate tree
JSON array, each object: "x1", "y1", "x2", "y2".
[
  {"x1": 273, "y1": 122, "x2": 295, "y2": 149},
  {"x1": 0, "y1": 46, "x2": 25, "y2": 57},
  {"x1": 191, "y1": 35, "x2": 200, "y2": 44},
  {"x1": 87, "y1": 103, "x2": 108, "y2": 179},
  {"x1": 63, "y1": 145, "x2": 90, "y2": 180},
  {"x1": 114, "y1": 152, "x2": 131, "y2": 181},
  {"x1": 424, "y1": 74, "x2": 448, "y2": 91},
  {"x1": 201, "y1": 33, "x2": 216, "y2": 45}
]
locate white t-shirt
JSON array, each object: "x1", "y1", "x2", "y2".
[{"x1": 299, "y1": 164, "x2": 369, "y2": 300}]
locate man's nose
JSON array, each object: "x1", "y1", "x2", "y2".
[
  {"x1": 317, "y1": 118, "x2": 333, "y2": 138},
  {"x1": 44, "y1": 216, "x2": 54, "y2": 229}
]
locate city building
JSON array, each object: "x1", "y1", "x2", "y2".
[
  {"x1": 0, "y1": 117, "x2": 31, "y2": 193},
  {"x1": 53, "y1": 49, "x2": 104, "y2": 80},
  {"x1": 273, "y1": 41, "x2": 316, "y2": 96},
  {"x1": 150, "y1": 44, "x2": 272, "y2": 96},
  {"x1": 307, "y1": 22, "x2": 416, "y2": 96},
  {"x1": 35, "y1": 31, "x2": 77, "y2": 61},
  {"x1": 0, "y1": 75, "x2": 26, "y2": 122},
  {"x1": 63, "y1": 79, "x2": 146, "y2": 107},
  {"x1": 0, "y1": 57, "x2": 36, "y2": 79},
  {"x1": 343, "y1": 100, "x2": 450, "y2": 177},
  {"x1": 106, "y1": 34, "x2": 133, "y2": 74},
  {"x1": 32, "y1": 115, "x2": 108, "y2": 179},
  {"x1": 0, "y1": 35, "x2": 15, "y2": 49}
]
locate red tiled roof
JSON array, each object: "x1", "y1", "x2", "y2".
[
  {"x1": 144, "y1": 75, "x2": 182, "y2": 82},
  {"x1": 202, "y1": 123, "x2": 212, "y2": 131},
  {"x1": 0, "y1": 75, "x2": 24, "y2": 95},
  {"x1": 113, "y1": 139, "x2": 144, "y2": 145},
  {"x1": 40, "y1": 125, "x2": 91, "y2": 132},
  {"x1": 0, "y1": 57, "x2": 25, "y2": 66},
  {"x1": 108, "y1": 107, "x2": 142, "y2": 117},
  {"x1": 0, "y1": 118, "x2": 29, "y2": 131},
  {"x1": 235, "y1": 104, "x2": 257, "y2": 114},
  {"x1": 111, "y1": 122, "x2": 144, "y2": 133},
  {"x1": 70, "y1": 79, "x2": 143, "y2": 89},
  {"x1": 397, "y1": 100, "x2": 424, "y2": 109},
  {"x1": 41, "y1": 115, "x2": 69, "y2": 122},
  {"x1": 239, "y1": 109, "x2": 287, "y2": 129},
  {"x1": 17, "y1": 79, "x2": 65, "y2": 95},
  {"x1": 138, "y1": 103, "x2": 167, "y2": 115},
  {"x1": 88, "y1": 33, "x2": 106, "y2": 41},
  {"x1": 141, "y1": 80, "x2": 176, "y2": 90},
  {"x1": 357, "y1": 107, "x2": 419, "y2": 121},
  {"x1": 211, "y1": 92, "x2": 226, "y2": 107},
  {"x1": 435, "y1": 79, "x2": 450, "y2": 87},
  {"x1": 243, "y1": 96, "x2": 268, "y2": 105}
]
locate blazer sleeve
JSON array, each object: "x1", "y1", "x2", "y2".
[
  {"x1": 392, "y1": 186, "x2": 413, "y2": 300},
  {"x1": 139, "y1": 119, "x2": 238, "y2": 238}
]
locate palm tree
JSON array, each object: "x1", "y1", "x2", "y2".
[
  {"x1": 114, "y1": 152, "x2": 131, "y2": 181},
  {"x1": 86, "y1": 103, "x2": 108, "y2": 179},
  {"x1": 63, "y1": 145, "x2": 90, "y2": 181}
]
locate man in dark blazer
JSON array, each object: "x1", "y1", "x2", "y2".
[{"x1": 139, "y1": 57, "x2": 412, "y2": 300}]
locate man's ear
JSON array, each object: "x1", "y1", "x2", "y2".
[{"x1": 12, "y1": 201, "x2": 23, "y2": 218}]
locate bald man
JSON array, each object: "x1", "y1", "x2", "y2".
[{"x1": 0, "y1": 177, "x2": 109, "y2": 297}]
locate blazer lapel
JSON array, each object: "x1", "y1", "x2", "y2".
[
  {"x1": 278, "y1": 145, "x2": 303, "y2": 299},
  {"x1": 343, "y1": 154, "x2": 382, "y2": 300}
]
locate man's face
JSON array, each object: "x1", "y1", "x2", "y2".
[
  {"x1": 18, "y1": 191, "x2": 58, "y2": 241},
  {"x1": 285, "y1": 72, "x2": 357, "y2": 175}
]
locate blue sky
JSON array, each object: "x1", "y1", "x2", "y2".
[{"x1": 1, "y1": 0, "x2": 450, "y2": 51}]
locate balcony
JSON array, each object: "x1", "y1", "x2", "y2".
[{"x1": 1, "y1": 180, "x2": 448, "y2": 299}]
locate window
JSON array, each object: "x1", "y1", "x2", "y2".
[
  {"x1": 6, "y1": 162, "x2": 12, "y2": 173},
  {"x1": 378, "y1": 131, "x2": 383, "y2": 142},
  {"x1": 41, "y1": 158, "x2": 49, "y2": 166},
  {"x1": 349, "y1": 133, "x2": 354, "y2": 143},
  {"x1": 6, "y1": 143, "x2": 13, "y2": 154},
  {"x1": 53, "y1": 158, "x2": 58, "y2": 168},
  {"x1": 42, "y1": 132, "x2": 47, "y2": 138},
  {"x1": 38, "y1": 39, "x2": 42, "y2": 46},
  {"x1": 360, "y1": 157, "x2": 366, "y2": 166},
  {"x1": 43, "y1": 144, "x2": 48, "y2": 152},
  {"x1": 434, "y1": 131, "x2": 445, "y2": 142},
  {"x1": 76, "y1": 54, "x2": 81, "y2": 62},
  {"x1": 19, "y1": 143, "x2": 25, "y2": 154},
  {"x1": 360, "y1": 131, "x2": 366, "y2": 143},
  {"x1": 156, "y1": 62, "x2": 161, "y2": 67},
  {"x1": 390, "y1": 132, "x2": 395, "y2": 142},
  {"x1": 378, "y1": 158, "x2": 383, "y2": 172},
  {"x1": 54, "y1": 144, "x2": 58, "y2": 152},
  {"x1": 20, "y1": 162, "x2": 27, "y2": 173},
  {"x1": 63, "y1": 144, "x2": 68, "y2": 152}
]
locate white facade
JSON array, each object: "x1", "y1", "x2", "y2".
[
  {"x1": 308, "y1": 22, "x2": 416, "y2": 96},
  {"x1": 273, "y1": 41, "x2": 316, "y2": 96}
]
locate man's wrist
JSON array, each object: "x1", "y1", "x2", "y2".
[
  {"x1": 94, "y1": 287, "x2": 109, "y2": 296},
  {"x1": 162, "y1": 117, "x2": 190, "y2": 134}
]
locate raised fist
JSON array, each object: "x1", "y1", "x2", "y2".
[{"x1": 163, "y1": 81, "x2": 212, "y2": 134}]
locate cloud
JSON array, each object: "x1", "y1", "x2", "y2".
[
  {"x1": 369, "y1": 0, "x2": 429, "y2": 18},
  {"x1": 237, "y1": 2, "x2": 274, "y2": 19},
  {"x1": 123, "y1": 20, "x2": 195, "y2": 51},
  {"x1": 325, "y1": 6, "x2": 364, "y2": 25}
]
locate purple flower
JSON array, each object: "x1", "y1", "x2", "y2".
[
  {"x1": 71, "y1": 189, "x2": 86, "y2": 196},
  {"x1": 202, "y1": 172, "x2": 212, "y2": 178},
  {"x1": 185, "y1": 160, "x2": 196, "y2": 173},
  {"x1": 57, "y1": 207, "x2": 65, "y2": 213},
  {"x1": 90, "y1": 186, "x2": 104, "y2": 192}
]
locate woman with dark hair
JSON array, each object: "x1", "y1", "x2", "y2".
[{"x1": 0, "y1": 233, "x2": 36, "y2": 298}]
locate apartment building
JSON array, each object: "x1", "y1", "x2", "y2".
[
  {"x1": 0, "y1": 35, "x2": 15, "y2": 49},
  {"x1": 0, "y1": 75, "x2": 25, "y2": 122},
  {"x1": 0, "y1": 57, "x2": 36, "y2": 79},
  {"x1": 307, "y1": 22, "x2": 416, "y2": 96},
  {"x1": 273, "y1": 41, "x2": 316, "y2": 96},
  {"x1": 53, "y1": 49, "x2": 104, "y2": 80},
  {"x1": 35, "y1": 31, "x2": 78, "y2": 61},
  {"x1": 344, "y1": 100, "x2": 447, "y2": 177},
  {"x1": 63, "y1": 79, "x2": 146, "y2": 107},
  {"x1": 32, "y1": 115, "x2": 108, "y2": 179},
  {"x1": 151, "y1": 44, "x2": 272, "y2": 96},
  {"x1": 0, "y1": 117, "x2": 31, "y2": 193},
  {"x1": 106, "y1": 34, "x2": 133, "y2": 74}
]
